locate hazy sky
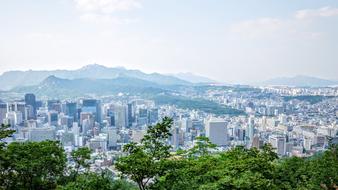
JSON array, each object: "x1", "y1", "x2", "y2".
[{"x1": 1, "y1": 0, "x2": 338, "y2": 83}]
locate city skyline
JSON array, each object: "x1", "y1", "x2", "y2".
[{"x1": 1, "y1": 0, "x2": 338, "y2": 83}]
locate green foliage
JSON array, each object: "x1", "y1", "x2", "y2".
[
  {"x1": 186, "y1": 136, "x2": 217, "y2": 158},
  {"x1": 0, "y1": 119, "x2": 337, "y2": 190},
  {"x1": 152, "y1": 145, "x2": 278, "y2": 190},
  {"x1": 153, "y1": 94, "x2": 245, "y2": 115},
  {"x1": 71, "y1": 147, "x2": 91, "y2": 179},
  {"x1": 0, "y1": 124, "x2": 15, "y2": 148},
  {"x1": 274, "y1": 145, "x2": 338, "y2": 189},
  {"x1": 58, "y1": 172, "x2": 137, "y2": 190},
  {"x1": 0, "y1": 125, "x2": 137, "y2": 190},
  {"x1": 1, "y1": 141, "x2": 67, "y2": 190},
  {"x1": 116, "y1": 117, "x2": 173, "y2": 190}
]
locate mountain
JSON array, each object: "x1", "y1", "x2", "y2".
[
  {"x1": 171, "y1": 72, "x2": 217, "y2": 83},
  {"x1": 14, "y1": 75, "x2": 168, "y2": 98},
  {"x1": 260, "y1": 75, "x2": 338, "y2": 87},
  {"x1": 0, "y1": 64, "x2": 190, "y2": 90}
]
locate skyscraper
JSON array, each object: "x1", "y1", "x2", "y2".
[
  {"x1": 127, "y1": 103, "x2": 134, "y2": 127},
  {"x1": 24, "y1": 93, "x2": 36, "y2": 119},
  {"x1": 65, "y1": 102, "x2": 77, "y2": 121},
  {"x1": 0, "y1": 103, "x2": 7, "y2": 124},
  {"x1": 269, "y1": 135, "x2": 286, "y2": 156},
  {"x1": 82, "y1": 99, "x2": 101, "y2": 123},
  {"x1": 48, "y1": 111, "x2": 59, "y2": 126},
  {"x1": 205, "y1": 118, "x2": 228, "y2": 146}
]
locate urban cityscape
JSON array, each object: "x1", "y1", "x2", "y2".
[
  {"x1": 1, "y1": 81, "x2": 337, "y2": 175},
  {"x1": 1, "y1": 0, "x2": 338, "y2": 189}
]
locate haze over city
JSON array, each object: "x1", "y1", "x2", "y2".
[{"x1": 1, "y1": 0, "x2": 338, "y2": 84}]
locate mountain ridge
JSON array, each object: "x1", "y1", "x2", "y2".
[
  {"x1": 0, "y1": 64, "x2": 191, "y2": 90},
  {"x1": 14, "y1": 75, "x2": 168, "y2": 98},
  {"x1": 259, "y1": 75, "x2": 338, "y2": 87}
]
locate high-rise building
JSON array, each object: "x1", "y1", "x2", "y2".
[
  {"x1": 269, "y1": 135, "x2": 286, "y2": 156},
  {"x1": 65, "y1": 102, "x2": 77, "y2": 121},
  {"x1": 104, "y1": 127, "x2": 118, "y2": 148},
  {"x1": 48, "y1": 111, "x2": 59, "y2": 126},
  {"x1": 148, "y1": 108, "x2": 159, "y2": 124},
  {"x1": 28, "y1": 127, "x2": 55, "y2": 142},
  {"x1": 24, "y1": 93, "x2": 36, "y2": 119},
  {"x1": 89, "y1": 134, "x2": 107, "y2": 152},
  {"x1": 82, "y1": 99, "x2": 101, "y2": 123},
  {"x1": 127, "y1": 103, "x2": 134, "y2": 127},
  {"x1": 5, "y1": 111, "x2": 23, "y2": 127},
  {"x1": 114, "y1": 104, "x2": 127, "y2": 129},
  {"x1": 205, "y1": 118, "x2": 228, "y2": 146},
  {"x1": 47, "y1": 100, "x2": 59, "y2": 111},
  {"x1": 80, "y1": 112, "x2": 94, "y2": 135},
  {"x1": 0, "y1": 103, "x2": 7, "y2": 124}
]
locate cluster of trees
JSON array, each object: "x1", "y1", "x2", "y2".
[
  {"x1": 117, "y1": 117, "x2": 338, "y2": 190},
  {"x1": 153, "y1": 95, "x2": 245, "y2": 115},
  {"x1": 1, "y1": 117, "x2": 338, "y2": 190},
  {"x1": 0, "y1": 124, "x2": 136, "y2": 190}
]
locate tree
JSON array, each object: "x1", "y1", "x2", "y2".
[
  {"x1": 0, "y1": 124, "x2": 15, "y2": 189},
  {"x1": 0, "y1": 124, "x2": 15, "y2": 148},
  {"x1": 152, "y1": 145, "x2": 279, "y2": 190},
  {"x1": 58, "y1": 172, "x2": 137, "y2": 190},
  {"x1": 2, "y1": 141, "x2": 67, "y2": 190},
  {"x1": 70, "y1": 147, "x2": 91, "y2": 180},
  {"x1": 115, "y1": 117, "x2": 173, "y2": 190},
  {"x1": 187, "y1": 136, "x2": 216, "y2": 158}
]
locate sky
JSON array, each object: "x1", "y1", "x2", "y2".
[{"x1": 1, "y1": 0, "x2": 338, "y2": 84}]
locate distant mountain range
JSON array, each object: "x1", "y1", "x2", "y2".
[
  {"x1": 170, "y1": 72, "x2": 216, "y2": 84},
  {"x1": 0, "y1": 64, "x2": 194, "y2": 90},
  {"x1": 14, "y1": 75, "x2": 168, "y2": 98},
  {"x1": 259, "y1": 75, "x2": 338, "y2": 87}
]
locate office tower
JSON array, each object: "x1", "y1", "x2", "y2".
[
  {"x1": 104, "y1": 127, "x2": 118, "y2": 148},
  {"x1": 7, "y1": 102, "x2": 26, "y2": 120},
  {"x1": 180, "y1": 118, "x2": 192, "y2": 132},
  {"x1": 72, "y1": 122, "x2": 80, "y2": 136},
  {"x1": 25, "y1": 105, "x2": 35, "y2": 120},
  {"x1": 170, "y1": 126, "x2": 183, "y2": 150},
  {"x1": 246, "y1": 115, "x2": 255, "y2": 142},
  {"x1": 137, "y1": 108, "x2": 148, "y2": 126},
  {"x1": 205, "y1": 118, "x2": 228, "y2": 146},
  {"x1": 28, "y1": 127, "x2": 55, "y2": 142},
  {"x1": 35, "y1": 100, "x2": 43, "y2": 110},
  {"x1": 80, "y1": 112, "x2": 94, "y2": 135},
  {"x1": 251, "y1": 135, "x2": 264, "y2": 149},
  {"x1": 48, "y1": 111, "x2": 59, "y2": 126},
  {"x1": 5, "y1": 111, "x2": 23, "y2": 127},
  {"x1": 89, "y1": 134, "x2": 107, "y2": 152},
  {"x1": 114, "y1": 104, "x2": 127, "y2": 129},
  {"x1": 127, "y1": 103, "x2": 134, "y2": 127},
  {"x1": 60, "y1": 132, "x2": 74, "y2": 146},
  {"x1": 82, "y1": 99, "x2": 101, "y2": 123},
  {"x1": 59, "y1": 114, "x2": 74, "y2": 128},
  {"x1": 148, "y1": 108, "x2": 159, "y2": 124},
  {"x1": 269, "y1": 135, "x2": 286, "y2": 156},
  {"x1": 80, "y1": 112, "x2": 94, "y2": 125},
  {"x1": 24, "y1": 93, "x2": 36, "y2": 119},
  {"x1": 104, "y1": 105, "x2": 115, "y2": 127},
  {"x1": 65, "y1": 102, "x2": 77, "y2": 121},
  {"x1": 0, "y1": 103, "x2": 7, "y2": 124},
  {"x1": 235, "y1": 128, "x2": 246, "y2": 141}
]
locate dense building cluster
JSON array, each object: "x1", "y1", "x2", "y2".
[{"x1": 1, "y1": 86, "x2": 338, "y2": 174}]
